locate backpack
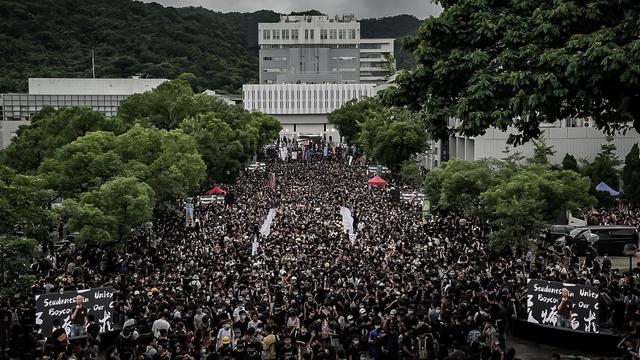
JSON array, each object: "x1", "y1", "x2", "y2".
[{"x1": 467, "y1": 329, "x2": 481, "y2": 347}]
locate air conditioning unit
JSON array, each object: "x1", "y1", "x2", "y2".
[{"x1": 583, "y1": 117, "x2": 592, "y2": 128}]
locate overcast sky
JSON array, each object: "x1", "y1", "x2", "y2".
[{"x1": 141, "y1": 0, "x2": 442, "y2": 19}]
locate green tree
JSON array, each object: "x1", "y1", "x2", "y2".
[
  {"x1": 561, "y1": 153, "x2": 579, "y2": 172},
  {"x1": 181, "y1": 113, "x2": 251, "y2": 183},
  {"x1": 528, "y1": 138, "x2": 556, "y2": 165},
  {"x1": 584, "y1": 141, "x2": 622, "y2": 191},
  {"x1": 385, "y1": 0, "x2": 640, "y2": 145},
  {"x1": 423, "y1": 159, "x2": 500, "y2": 216},
  {"x1": 501, "y1": 146, "x2": 525, "y2": 167},
  {"x1": 399, "y1": 161, "x2": 424, "y2": 187},
  {"x1": 481, "y1": 165, "x2": 596, "y2": 252},
  {"x1": 61, "y1": 177, "x2": 155, "y2": 249},
  {"x1": 357, "y1": 107, "x2": 428, "y2": 172},
  {"x1": 328, "y1": 97, "x2": 384, "y2": 145},
  {"x1": 40, "y1": 126, "x2": 206, "y2": 208},
  {"x1": 117, "y1": 76, "x2": 197, "y2": 130},
  {"x1": 623, "y1": 143, "x2": 640, "y2": 206},
  {"x1": 0, "y1": 165, "x2": 52, "y2": 298},
  {"x1": 0, "y1": 107, "x2": 122, "y2": 174},
  {"x1": 39, "y1": 131, "x2": 122, "y2": 197}
]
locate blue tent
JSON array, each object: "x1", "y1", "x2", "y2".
[{"x1": 595, "y1": 182, "x2": 620, "y2": 197}]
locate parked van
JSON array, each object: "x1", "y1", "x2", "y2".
[{"x1": 564, "y1": 226, "x2": 639, "y2": 256}]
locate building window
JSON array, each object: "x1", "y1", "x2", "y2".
[
  {"x1": 263, "y1": 57, "x2": 272, "y2": 61},
  {"x1": 310, "y1": 29, "x2": 314, "y2": 39},
  {"x1": 339, "y1": 29, "x2": 346, "y2": 40},
  {"x1": 283, "y1": 29, "x2": 289, "y2": 39},
  {"x1": 349, "y1": 29, "x2": 356, "y2": 39},
  {"x1": 320, "y1": 29, "x2": 328, "y2": 40},
  {"x1": 273, "y1": 29, "x2": 280, "y2": 40},
  {"x1": 292, "y1": 29, "x2": 298, "y2": 40},
  {"x1": 305, "y1": 29, "x2": 309, "y2": 40},
  {"x1": 330, "y1": 29, "x2": 337, "y2": 39}
]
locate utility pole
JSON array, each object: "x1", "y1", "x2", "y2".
[{"x1": 92, "y1": 49, "x2": 95, "y2": 78}]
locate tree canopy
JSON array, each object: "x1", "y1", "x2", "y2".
[
  {"x1": 39, "y1": 126, "x2": 206, "y2": 209},
  {"x1": 385, "y1": 0, "x2": 640, "y2": 145},
  {"x1": 423, "y1": 159, "x2": 596, "y2": 252},
  {"x1": 61, "y1": 177, "x2": 155, "y2": 248},
  {"x1": 328, "y1": 97, "x2": 384, "y2": 144},
  {"x1": 0, "y1": 107, "x2": 123, "y2": 174},
  {"x1": 357, "y1": 107, "x2": 429, "y2": 172}
]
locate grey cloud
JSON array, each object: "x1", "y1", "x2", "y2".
[{"x1": 141, "y1": 0, "x2": 442, "y2": 19}]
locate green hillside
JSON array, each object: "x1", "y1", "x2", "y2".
[{"x1": 0, "y1": 0, "x2": 420, "y2": 94}]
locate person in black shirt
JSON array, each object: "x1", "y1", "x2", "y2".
[
  {"x1": 69, "y1": 295, "x2": 88, "y2": 337},
  {"x1": 556, "y1": 288, "x2": 573, "y2": 328},
  {"x1": 50, "y1": 318, "x2": 69, "y2": 357}
]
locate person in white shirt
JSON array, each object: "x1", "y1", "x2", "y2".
[
  {"x1": 216, "y1": 319, "x2": 234, "y2": 349},
  {"x1": 152, "y1": 312, "x2": 171, "y2": 338}
]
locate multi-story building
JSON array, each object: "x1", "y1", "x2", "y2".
[
  {"x1": 0, "y1": 77, "x2": 166, "y2": 148},
  {"x1": 243, "y1": 83, "x2": 375, "y2": 138},
  {"x1": 359, "y1": 38, "x2": 394, "y2": 84},
  {"x1": 258, "y1": 15, "x2": 395, "y2": 86},
  {"x1": 259, "y1": 15, "x2": 362, "y2": 85},
  {"x1": 417, "y1": 118, "x2": 640, "y2": 169},
  {"x1": 246, "y1": 14, "x2": 395, "y2": 140}
]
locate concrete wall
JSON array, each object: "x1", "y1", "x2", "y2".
[
  {"x1": 473, "y1": 127, "x2": 640, "y2": 163},
  {"x1": 28, "y1": 78, "x2": 167, "y2": 95},
  {"x1": 0, "y1": 120, "x2": 29, "y2": 148}
]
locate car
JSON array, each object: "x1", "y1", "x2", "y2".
[{"x1": 564, "y1": 225, "x2": 639, "y2": 256}]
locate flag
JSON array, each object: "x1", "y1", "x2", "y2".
[{"x1": 268, "y1": 172, "x2": 276, "y2": 189}]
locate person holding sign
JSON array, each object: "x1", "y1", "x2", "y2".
[
  {"x1": 556, "y1": 288, "x2": 573, "y2": 328},
  {"x1": 69, "y1": 295, "x2": 88, "y2": 337}
]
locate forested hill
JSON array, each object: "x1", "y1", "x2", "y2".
[{"x1": 0, "y1": 0, "x2": 421, "y2": 94}]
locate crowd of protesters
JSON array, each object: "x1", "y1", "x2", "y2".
[{"x1": 2, "y1": 143, "x2": 640, "y2": 360}]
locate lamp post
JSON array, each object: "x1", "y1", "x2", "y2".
[{"x1": 623, "y1": 243, "x2": 637, "y2": 287}]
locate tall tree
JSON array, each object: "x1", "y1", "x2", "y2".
[
  {"x1": 384, "y1": 0, "x2": 640, "y2": 145},
  {"x1": 561, "y1": 153, "x2": 579, "y2": 172},
  {"x1": 423, "y1": 159, "x2": 500, "y2": 216},
  {"x1": 399, "y1": 161, "x2": 424, "y2": 187},
  {"x1": 481, "y1": 165, "x2": 595, "y2": 252},
  {"x1": 61, "y1": 177, "x2": 155, "y2": 249},
  {"x1": 0, "y1": 107, "x2": 122, "y2": 174},
  {"x1": 528, "y1": 138, "x2": 556, "y2": 165},
  {"x1": 328, "y1": 97, "x2": 384, "y2": 145},
  {"x1": 584, "y1": 140, "x2": 622, "y2": 190},
  {"x1": 357, "y1": 107, "x2": 428, "y2": 172},
  {"x1": 0, "y1": 166, "x2": 53, "y2": 298},
  {"x1": 623, "y1": 143, "x2": 640, "y2": 206}
]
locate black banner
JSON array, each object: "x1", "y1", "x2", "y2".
[
  {"x1": 35, "y1": 287, "x2": 118, "y2": 337},
  {"x1": 527, "y1": 279, "x2": 599, "y2": 333}
]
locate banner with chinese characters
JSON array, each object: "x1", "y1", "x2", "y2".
[
  {"x1": 35, "y1": 287, "x2": 119, "y2": 337},
  {"x1": 527, "y1": 279, "x2": 599, "y2": 333}
]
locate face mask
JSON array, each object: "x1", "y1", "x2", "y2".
[{"x1": 224, "y1": 324, "x2": 230, "y2": 329}]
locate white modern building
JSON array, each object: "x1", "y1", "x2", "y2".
[
  {"x1": 246, "y1": 14, "x2": 395, "y2": 141},
  {"x1": 243, "y1": 83, "x2": 375, "y2": 138},
  {"x1": 0, "y1": 77, "x2": 166, "y2": 148},
  {"x1": 417, "y1": 118, "x2": 640, "y2": 169},
  {"x1": 359, "y1": 38, "x2": 395, "y2": 84}
]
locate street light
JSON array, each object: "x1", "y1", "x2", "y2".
[{"x1": 623, "y1": 243, "x2": 637, "y2": 287}]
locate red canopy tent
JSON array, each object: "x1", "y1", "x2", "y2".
[
  {"x1": 367, "y1": 175, "x2": 386, "y2": 187},
  {"x1": 206, "y1": 186, "x2": 226, "y2": 195}
]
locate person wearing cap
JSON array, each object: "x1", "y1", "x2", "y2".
[
  {"x1": 69, "y1": 294, "x2": 87, "y2": 337},
  {"x1": 217, "y1": 336, "x2": 233, "y2": 358}
]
